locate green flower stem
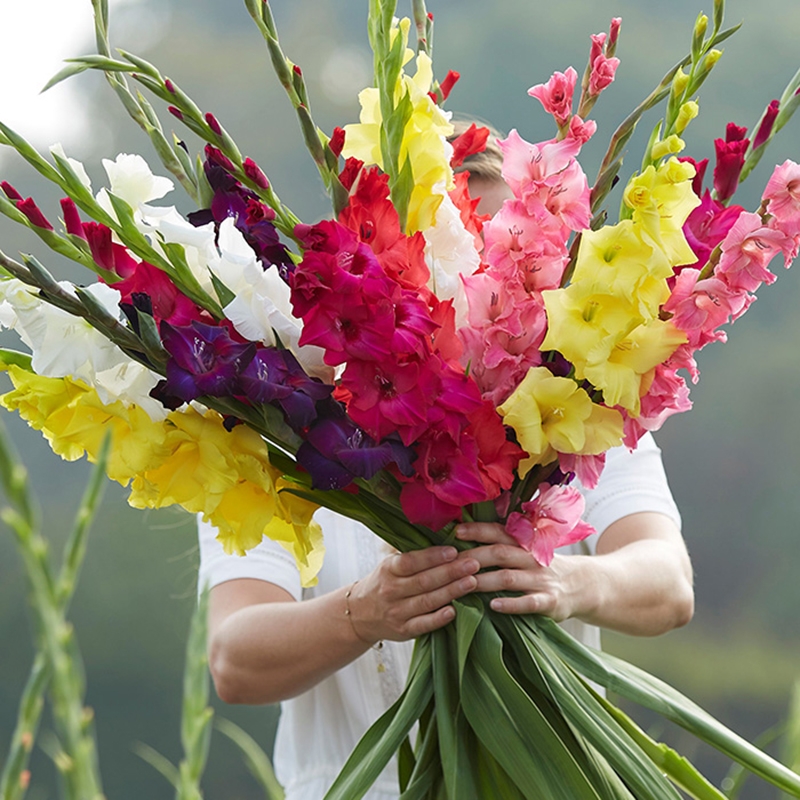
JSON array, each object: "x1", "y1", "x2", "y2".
[
  {"x1": 590, "y1": 22, "x2": 740, "y2": 216},
  {"x1": 0, "y1": 424, "x2": 108, "y2": 800},
  {"x1": 244, "y1": 0, "x2": 349, "y2": 216},
  {"x1": 0, "y1": 654, "x2": 48, "y2": 800},
  {"x1": 175, "y1": 590, "x2": 213, "y2": 800},
  {"x1": 411, "y1": 0, "x2": 433, "y2": 58},
  {"x1": 214, "y1": 719, "x2": 285, "y2": 800}
]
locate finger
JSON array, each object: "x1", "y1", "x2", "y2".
[
  {"x1": 466, "y1": 543, "x2": 536, "y2": 572},
  {"x1": 490, "y1": 594, "x2": 555, "y2": 616},
  {"x1": 401, "y1": 604, "x2": 457, "y2": 638},
  {"x1": 471, "y1": 568, "x2": 542, "y2": 595},
  {"x1": 389, "y1": 546, "x2": 458, "y2": 578},
  {"x1": 455, "y1": 522, "x2": 516, "y2": 546},
  {"x1": 400, "y1": 556, "x2": 480, "y2": 596},
  {"x1": 401, "y1": 574, "x2": 478, "y2": 618}
]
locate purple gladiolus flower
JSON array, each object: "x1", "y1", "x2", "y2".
[
  {"x1": 159, "y1": 320, "x2": 255, "y2": 402},
  {"x1": 239, "y1": 348, "x2": 333, "y2": 430},
  {"x1": 297, "y1": 402, "x2": 415, "y2": 491},
  {"x1": 188, "y1": 160, "x2": 291, "y2": 271}
]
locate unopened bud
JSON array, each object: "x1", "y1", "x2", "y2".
[
  {"x1": 20, "y1": 731, "x2": 33, "y2": 751},
  {"x1": 651, "y1": 135, "x2": 686, "y2": 161},
  {"x1": 20, "y1": 771, "x2": 31, "y2": 790},
  {"x1": 676, "y1": 100, "x2": 700, "y2": 134},
  {"x1": 703, "y1": 49, "x2": 723, "y2": 70},
  {"x1": 671, "y1": 68, "x2": 690, "y2": 99},
  {"x1": 694, "y1": 13, "x2": 709, "y2": 40}
]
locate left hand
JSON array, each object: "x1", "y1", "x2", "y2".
[{"x1": 455, "y1": 522, "x2": 582, "y2": 620}]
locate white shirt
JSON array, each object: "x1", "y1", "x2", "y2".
[{"x1": 197, "y1": 432, "x2": 680, "y2": 800}]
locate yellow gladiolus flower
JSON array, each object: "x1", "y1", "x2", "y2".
[
  {"x1": 583, "y1": 320, "x2": 688, "y2": 414},
  {"x1": 623, "y1": 159, "x2": 700, "y2": 267},
  {"x1": 676, "y1": 100, "x2": 700, "y2": 135},
  {"x1": 571, "y1": 219, "x2": 674, "y2": 297},
  {"x1": 497, "y1": 367, "x2": 623, "y2": 476},
  {"x1": 541, "y1": 285, "x2": 642, "y2": 375},
  {"x1": 0, "y1": 365, "x2": 169, "y2": 484},
  {"x1": 342, "y1": 19, "x2": 453, "y2": 233}
]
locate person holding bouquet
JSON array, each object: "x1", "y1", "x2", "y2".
[{"x1": 198, "y1": 130, "x2": 694, "y2": 800}]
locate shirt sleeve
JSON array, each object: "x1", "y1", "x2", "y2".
[
  {"x1": 578, "y1": 432, "x2": 682, "y2": 553},
  {"x1": 197, "y1": 515, "x2": 302, "y2": 601}
]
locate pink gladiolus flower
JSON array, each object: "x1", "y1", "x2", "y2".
[
  {"x1": 715, "y1": 211, "x2": 786, "y2": 292},
  {"x1": 752, "y1": 100, "x2": 780, "y2": 150},
  {"x1": 588, "y1": 53, "x2": 620, "y2": 96},
  {"x1": 763, "y1": 160, "x2": 800, "y2": 235},
  {"x1": 506, "y1": 483, "x2": 596, "y2": 567},
  {"x1": 608, "y1": 17, "x2": 622, "y2": 51},
  {"x1": 664, "y1": 268, "x2": 738, "y2": 350},
  {"x1": 558, "y1": 453, "x2": 606, "y2": 490},
  {"x1": 483, "y1": 200, "x2": 568, "y2": 292},
  {"x1": 498, "y1": 130, "x2": 591, "y2": 232},
  {"x1": 528, "y1": 67, "x2": 578, "y2": 125},
  {"x1": 566, "y1": 115, "x2": 597, "y2": 145}
]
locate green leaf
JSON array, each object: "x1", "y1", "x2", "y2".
[
  {"x1": 538, "y1": 617, "x2": 800, "y2": 798},
  {"x1": 460, "y1": 614, "x2": 605, "y2": 800},
  {"x1": 132, "y1": 742, "x2": 180, "y2": 788},
  {"x1": 324, "y1": 638, "x2": 434, "y2": 800},
  {"x1": 209, "y1": 271, "x2": 236, "y2": 308},
  {"x1": 215, "y1": 718, "x2": 285, "y2": 800},
  {"x1": 0, "y1": 348, "x2": 33, "y2": 371}
]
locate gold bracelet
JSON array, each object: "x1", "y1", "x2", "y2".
[{"x1": 344, "y1": 581, "x2": 383, "y2": 651}]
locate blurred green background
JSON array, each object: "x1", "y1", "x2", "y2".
[{"x1": 2, "y1": 0, "x2": 800, "y2": 796}]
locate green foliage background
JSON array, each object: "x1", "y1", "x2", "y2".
[{"x1": 1, "y1": 0, "x2": 800, "y2": 796}]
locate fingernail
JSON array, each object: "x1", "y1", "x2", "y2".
[
  {"x1": 459, "y1": 576, "x2": 476, "y2": 591},
  {"x1": 443, "y1": 606, "x2": 456, "y2": 620},
  {"x1": 442, "y1": 547, "x2": 457, "y2": 561},
  {"x1": 490, "y1": 599, "x2": 503, "y2": 611},
  {"x1": 462, "y1": 559, "x2": 479, "y2": 574}
]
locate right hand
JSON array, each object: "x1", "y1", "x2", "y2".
[{"x1": 347, "y1": 546, "x2": 480, "y2": 643}]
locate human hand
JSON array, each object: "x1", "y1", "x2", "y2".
[
  {"x1": 347, "y1": 546, "x2": 481, "y2": 643},
  {"x1": 455, "y1": 522, "x2": 582, "y2": 620}
]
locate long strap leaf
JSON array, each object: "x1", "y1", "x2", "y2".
[
  {"x1": 323, "y1": 638, "x2": 434, "y2": 800},
  {"x1": 538, "y1": 617, "x2": 800, "y2": 797}
]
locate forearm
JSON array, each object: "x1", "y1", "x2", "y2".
[
  {"x1": 565, "y1": 538, "x2": 694, "y2": 636},
  {"x1": 210, "y1": 585, "x2": 368, "y2": 705}
]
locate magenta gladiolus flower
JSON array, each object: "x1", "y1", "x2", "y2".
[
  {"x1": 60, "y1": 198, "x2": 87, "y2": 240},
  {"x1": 506, "y1": 483, "x2": 596, "y2": 567},
  {"x1": 682, "y1": 192, "x2": 744, "y2": 271},
  {"x1": 713, "y1": 123, "x2": 750, "y2": 202},
  {"x1": 753, "y1": 100, "x2": 780, "y2": 150}
]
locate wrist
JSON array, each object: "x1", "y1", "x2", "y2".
[{"x1": 344, "y1": 581, "x2": 383, "y2": 648}]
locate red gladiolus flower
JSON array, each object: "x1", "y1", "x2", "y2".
[
  {"x1": 753, "y1": 100, "x2": 780, "y2": 150},
  {"x1": 16, "y1": 197, "x2": 53, "y2": 230},
  {"x1": 449, "y1": 123, "x2": 490, "y2": 169}
]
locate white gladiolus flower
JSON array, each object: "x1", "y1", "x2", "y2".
[
  {"x1": 0, "y1": 278, "x2": 165, "y2": 418},
  {"x1": 101, "y1": 153, "x2": 174, "y2": 207},
  {"x1": 138, "y1": 203, "x2": 217, "y2": 293},
  {"x1": 423, "y1": 188, "x2": 481, "y2": 328},
  {"x1": 49, "y1": 143, "x2": 92, "y2": 190},
  {"x1": 213, "y1": 220, "x2": 332, "y2": 381}
]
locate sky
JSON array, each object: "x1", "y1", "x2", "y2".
[{"x1": 0, "y1": 0, "x2": 167, "y2": 157}]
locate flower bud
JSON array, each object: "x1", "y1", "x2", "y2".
[
  {"x1": 703, "y1": 49, "x2": 723, "y2": 71},
  {"x1": 693, "y1": 13, "x2": 709, "y2": 42},
  {"x1": 676, "y1": 100, "x2": 700, "y2": 134},
  {"x1": 651, "y1": 135, "x2": 686, "y2": 161},
  {"x1": 671, "y1": 68, "x2": 690, "y2": 99}
]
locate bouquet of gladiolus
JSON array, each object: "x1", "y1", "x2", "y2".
[{"x1": 3, "y1": 0, "x2": 800, "y2": 796}]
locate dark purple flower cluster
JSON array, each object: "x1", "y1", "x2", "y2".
[
  {"x1": 188, "y1": 147, "x2": 293, "y2": 274},
  {"x1": 152, "y1": 320, "x2": 414, "y2": 488}
]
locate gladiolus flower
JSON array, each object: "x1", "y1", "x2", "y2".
[
  {"x1": 506, "y1": 483, "x2": 596, "y2": 567},
  {"x1": 753, "y1": 100, "x2": 780, "y2": 150},
  {"x1": 528, "y1": 67, "x2": 577, "y2": 125}
]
